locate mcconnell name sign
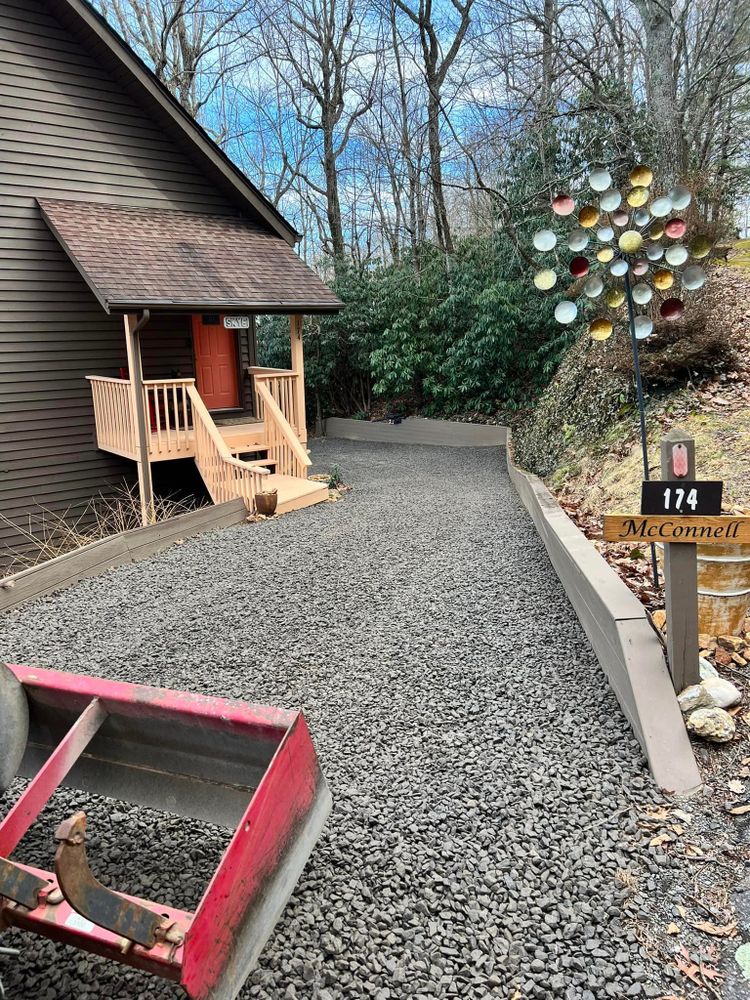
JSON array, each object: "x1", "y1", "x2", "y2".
[{"x1": 603, "y1": 515, "x2": 750, "y2": 544}]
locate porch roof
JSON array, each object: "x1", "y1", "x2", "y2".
[{"x1": 38, "y1": 198, "x2": 343, "y2": 314}]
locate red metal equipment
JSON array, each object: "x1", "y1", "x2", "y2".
[{"x1": 0, "y1": 664, "x2": 331, "y2": 1000}]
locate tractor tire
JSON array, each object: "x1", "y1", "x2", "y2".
[{"x1": 0, "y1": 664, "x2": 28, "y2": 792}]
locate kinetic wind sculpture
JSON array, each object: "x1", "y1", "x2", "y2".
[{"x1": 531, "y1": 164, "x2": 712, "y2": 587}]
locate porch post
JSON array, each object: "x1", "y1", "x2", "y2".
[
  {"x1": 289, "y1": 314, "x2": 307, "y2": 445},
  {"x1": 124, "y1": 312, "x2": 154, "y2": 526}
]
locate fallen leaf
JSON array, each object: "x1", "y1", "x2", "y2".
[
  {"x1": 727, "y1": 803, "x2": 750, "y2": 815},
  {"x1": 675, "y1": 956, "x2": 702, "y2": 986},
  {"x1": 699, "y1": 961, "x2": 723, "y2": 981},
  {"x1": 667, "y1": 922, "x2": 681, "y2": 935},
  {"x1": 671, "y1": 824, "x2": 684, "y2": 835},
  {"x1": 684, "y1": 843, "x2": 705, "y2": 857},
  {"x1": 650, "y1": 833, "x2": 672, "y2": 848},
  {"x1": 676, "y1": 904, "x2": 687, "y2": 918},
  {"x1": 728, "y1": 780, "x2": 745, "y2": 794},
  {"x1": 642, "y1": 806, "x2": 671, "y2": 821},
  {"x1": 691, "y1": 920, "x2": 737, "y2": 938}
]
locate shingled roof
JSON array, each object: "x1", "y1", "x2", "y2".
[{"x1": 39, "y1": 199, "x2": 343, "y2": 314}]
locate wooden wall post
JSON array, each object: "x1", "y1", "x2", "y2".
[
  {"x1": 124, "y1": 313, "x2": 154, "y2": 526},
  {"x1": 661, "y1": 428, "x2": 700, "y2": 691},
  {"x1": 289, "y1": 314, "x2": 307, "y2": 445}
]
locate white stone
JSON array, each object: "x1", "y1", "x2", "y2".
[
  {"x1": 699, "y1": 656, "x2": 719, "y2": 680},
  {"x1": 686, "y1": 707, "x2": 736, "y2": 743},
  {"x1": 678, "y1": 684, "x2": 713, "y2": 713},
  {"x1": 701, "y1": 676, "x2": 742, "y2": 709}
]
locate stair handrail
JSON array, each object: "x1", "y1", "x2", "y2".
[
  {"x1": 186, "y1": 386, "x2": 254, "y2": 464},
  {"x1": 187, "y1": 385, "x2": 270, "y2": 506},
  {"x1": 254, "y1": 381, "x2": 311, "y2": 471},
  {"x1": 247, "y1": 366, "x2": 296, "y2": 376}
]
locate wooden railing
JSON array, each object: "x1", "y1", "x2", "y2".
[
  {"x1": 89, "y1": 374, "x2": 308, "y2": 510},
  {"x1": 87, "y1": 376, "x2": 196, "y2": 459},
  {"x1": 86, "y1": 376, "x2": 136, "y2": 458},
  {"x1": 255, "y1": 381, "x2": 311, "y2": 480},
  {"x1": 143, "y1": 378, "x2": 194, "y2": 458},
  {"x1": 249, "y1": 367, "x2": 303, "y2": 439},
  {"x1": 187, "y1": 385, "x2": 270, "y2": 509}
]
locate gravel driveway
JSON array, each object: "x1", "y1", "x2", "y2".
[{"x1": 0, "y1": 440, "x2": 674, "y2": 999}]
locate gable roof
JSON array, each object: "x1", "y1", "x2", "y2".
[
  {"x1": 39, "y1": 198, "x2": 343, "y2": 313},
  {"x1": 44, "y1": 0, "x2": 300, "y2": 246}
]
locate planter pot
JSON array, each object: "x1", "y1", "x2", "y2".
[
  {"x1": 697, "y1": 543, "x2": 750, "y2": 636},
  {"x1": 255, "y1": 489, "x2": 278, "y2": 516}
]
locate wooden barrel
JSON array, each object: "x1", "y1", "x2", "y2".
[{"x1": 696, "y1": 543, "x2": 750, "y2": 636}]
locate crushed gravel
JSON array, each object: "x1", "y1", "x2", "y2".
[{"x1": 0, "y1": 440, "x2": 682, "y2": 999}]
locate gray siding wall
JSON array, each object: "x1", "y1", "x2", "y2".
[{"x1": 0, "y1": 0, "x2": 252, "y2": 564}]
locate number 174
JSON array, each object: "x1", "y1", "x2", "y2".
[{"x1": 663, "y1": 487, "x2": 698, "y2": 511}]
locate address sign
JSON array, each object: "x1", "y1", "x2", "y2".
[
  {"x1": 223, "y1": 315, "x2": 250, "y2": 329},
  {"x1": 640, "y1": 480, "x2": 723, "y2": 516},
  {"x1": 603, "y1": 515, "x2": 750, "y2": 545}
]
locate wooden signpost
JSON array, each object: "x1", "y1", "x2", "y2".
[
  {"x1": 603, "y1": 516, "x2": 750, "y2": 544},
  {"x1": 602, "y1": 429, "x2": 744, "y2": 693}
]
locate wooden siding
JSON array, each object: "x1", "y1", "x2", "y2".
[
  {"x1": 140, "y1": 315, "x2": 195, "y2": 381},
  {"x1": 0, "y1": 0, "x2": 249, "y2": 564}
]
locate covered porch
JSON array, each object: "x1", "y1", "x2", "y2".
[
  {"x1": 85, "y1": 350, "x2": 325, "y2": 517},
  {"x1": 38, "y1": 197, "x2": 342, "y2": 522}
]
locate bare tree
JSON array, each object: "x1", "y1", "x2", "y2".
[
  {"x1": 632, "y1": 0, "x2": 684, "y2": 183},
  {"x1": 97, "y1": 0, "x2": 750, "y2": 260},
  {"x1": 256, "y1": 0, "x2": 379, "y2": 267},
  {"x1": 392, "y1": 0, "x2": 476, "y2": 254},
  {"x1": 98, "y1": 0, "x2": 258, "y2": 119}
]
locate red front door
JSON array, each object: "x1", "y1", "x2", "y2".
[{"x1": 192, "y1": 314, "x2": 240, "y2": 410}]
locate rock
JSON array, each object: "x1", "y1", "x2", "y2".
[
  {"x1": 732, "y1": 653, "x2": 748, "y2": 667},
  {"x1": 714, "y1": 647, "x2": 734, "y2": 667},
  {"x1": 677, "y1": 684, "x2": 712, "y2": 713},
  {"x1": 686, "y1": 707, "x2": 736, "y2": 743},
  {"x1": 717, "y1": 635, "x2": 745, "y2": 653},
  {"x1": 651, "y1": 610, "x2": 666, "y2": 631},
  {"x1": 701, "y1": 676, "x2": 742, "y2": 708},
  {"x1": 698, "y1": 633, "x2": 717, "y2": 651},
  {"x1": 699, "y1": 656, "x2": 719, "y2": 680}
]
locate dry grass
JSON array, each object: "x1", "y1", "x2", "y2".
[
  {"x1": 556, "y1": 405, "x2": 750, "y2": 517},
  {"x1": 0, "y1": 483, "x2": 208, "y2": 573}
]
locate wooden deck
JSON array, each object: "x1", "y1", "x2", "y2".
[{"x1": 86, "y1": 374, "x2": 328, "y2": 517}]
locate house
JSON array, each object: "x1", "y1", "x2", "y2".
[{"x1": 0, "y1": 0, "x2": 342, "y2": 563}]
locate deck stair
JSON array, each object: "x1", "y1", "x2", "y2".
[
  {"x1": 218, "y1": 424, "x2": 266, "y2": 453},
  {"x1": 189, "y1": 384, "x2": 326, "y2": 513},
  {"x1": 264, "y1": 474, "x2": 329, "y2": 513}
]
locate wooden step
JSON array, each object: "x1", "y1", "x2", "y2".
[
  {"x1": 219, "y1": 425, "x2": 266, "y2": 451},
  {"x1": 262, "y1": 474, "x2": 329, "y2": 514}
]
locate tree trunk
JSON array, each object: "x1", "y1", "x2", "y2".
[
  {"x1": 323, "y1": 125, "x2": 346, "y2": 263},
  {"x1": 426, "y1": 88, "x2": 454, "y2": 254},
  {"x1": 635, "y1": 1, "x2": 684, "y2": 185}
]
